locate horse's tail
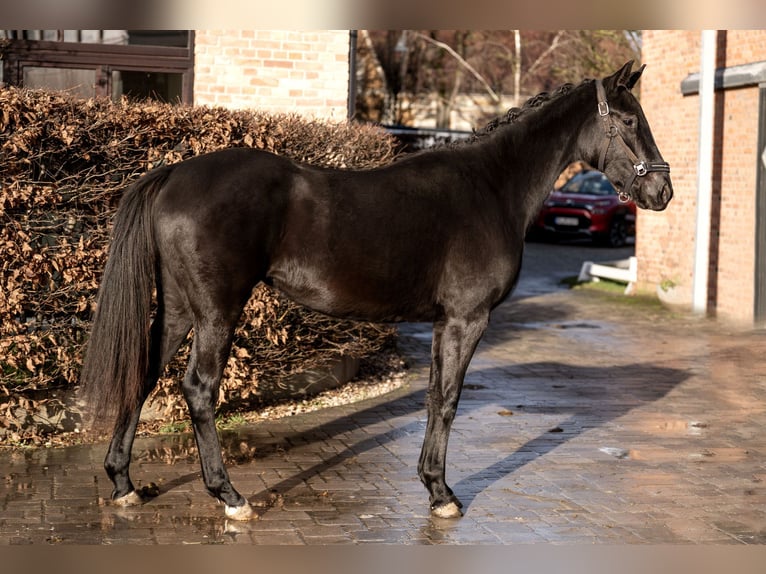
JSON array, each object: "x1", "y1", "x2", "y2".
[{"x1": 80, "y1": 167, "x2": 171, "y2": 424}]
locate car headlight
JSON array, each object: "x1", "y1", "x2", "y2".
[{"x1": 591, "y1": 200, "x2": 611, "y2": 215}]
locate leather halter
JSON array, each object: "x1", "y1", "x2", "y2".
[{"x1": 595, "y1": 79, "x2": 670, "y2": 203}]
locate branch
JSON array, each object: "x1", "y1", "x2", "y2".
[
  {"x1": 412, "y1": 32, "x2": 500, "y2": 103},
  {"x1": 526, "y1": 31, "x2": 569, "y2": 76}
]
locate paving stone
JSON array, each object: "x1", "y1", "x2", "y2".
[{"x1": 2, "y1": 286, "x2": 766, "y2": 544}]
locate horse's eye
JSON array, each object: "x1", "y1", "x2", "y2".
[{"x1": 623, "y1": 117, "x2": 635, "y2": 128}]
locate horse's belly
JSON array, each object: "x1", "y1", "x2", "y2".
[{"x1": 266, "y1": 262, "x2": 437, "y2": 323}]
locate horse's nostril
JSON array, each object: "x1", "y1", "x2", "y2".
[{"x1": 661, "y1": 183, "x2": 673, "y2": 205}]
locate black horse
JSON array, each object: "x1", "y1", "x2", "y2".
[{"x1": 81, "y1": 62, "x2": 672, "y2": 521}]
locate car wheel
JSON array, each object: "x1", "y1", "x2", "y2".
[{"x1": 603, "y1": 217, "x2": 627, "y2": 248}]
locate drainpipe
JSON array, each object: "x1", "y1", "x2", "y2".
[
  {"x1": 347, "y1": 30, "x2": 358, "y2": 121},
  {"x1": 692, "y1": 30, "x2": 718, "y2": 315}
]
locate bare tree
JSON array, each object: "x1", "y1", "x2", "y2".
[
  {"x1": 512, "y1": 30, "x2": 521, "y2": 106},
  {"x1": 356, "y1": 30, "x2": 641, "y2": 128}
]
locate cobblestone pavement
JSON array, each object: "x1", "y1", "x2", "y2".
[{"x1": 2, "y1": 279, "x2": 766, "y2": 544}]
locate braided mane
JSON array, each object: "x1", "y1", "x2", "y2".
[{"x1": 468, "y1": 80, "x2": 588, "y2": 142}]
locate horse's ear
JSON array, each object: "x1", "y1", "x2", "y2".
[
  {"x1": 603, "y1": 60, "x2": 638, "y2": 91},
  {"x1": 625, "y1": 64, "x2": 646, "y2": 90}
]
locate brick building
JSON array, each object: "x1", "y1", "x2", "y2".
[
  {"x1": 8, "y1": 30, "x2": 766, "y2": 325},
  {"x1": 193, "y1": 30, "x2": 351, "y2": 119},
  {"x1": 1, "y1": 30, "x2": 353, "y2": 120},
  {"x1": 637, "y1": 30, "x2": 766, "y2": 325}
]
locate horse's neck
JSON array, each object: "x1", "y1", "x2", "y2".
[{"x1": 482, "y1": 88, "x2": 592, "y2": 226}]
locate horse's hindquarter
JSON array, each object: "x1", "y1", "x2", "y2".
[{"x1": 152, "y1": 149, "x2": 297, "y2": 306}]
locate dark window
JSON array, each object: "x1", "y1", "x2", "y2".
[
  {"x1": 112, "y1": 70, "x2": 184, "y2": 103},
  {"x1": 125, "y1": 30, "x2": 189, "y2": 48}
]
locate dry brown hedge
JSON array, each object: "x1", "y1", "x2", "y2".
[{"x1": 0, "y1": 86, "x2": 398, "y2": 442}]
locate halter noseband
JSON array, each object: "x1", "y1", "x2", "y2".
[{"x1": 595, "y1": 79, "x2": 670, "y2": 203}]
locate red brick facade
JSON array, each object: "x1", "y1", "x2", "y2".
[
  {"x1": 193, "y1": 30, "x2": 350, "y2": 119},
  {"x1": 637, "y1": 30, "x2": 766, "y2": 324}
]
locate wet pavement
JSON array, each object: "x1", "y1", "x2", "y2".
[{"x1": 1, "y1": 243, "x2": 766, "y2": 544}]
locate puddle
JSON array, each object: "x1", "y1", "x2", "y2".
[
  {"x1": 599, "y1": 445, "x2": 751, "y2": 463},
  {"x1": 512, "y1": 320, "x2": 606, "y2": 331},
  {"x1": 623, "y1": 416, "x2": 710, "y2": 436},
  {"x1": 508, "y1": 320, "x2": 614, "y2": 350},
  {"x1": 132, "y1": 430, "x2": 291, "y2": 466},
  {"x1": 599, "y1": 446, "x2": 630, "y2": 459},
  {"x1": 552, "y1": 322, "x2": 602, "y2": 330}
]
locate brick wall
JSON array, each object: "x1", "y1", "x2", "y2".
[
  {"x1": 193, "y1": 30, "x2": 350, "y2": 119},
  {"x1": 637, "y1": 30, "x2": 766, "y2": 324}
]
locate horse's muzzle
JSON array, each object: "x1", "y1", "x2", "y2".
[{"x1": 636, "y1": 176, "x2": 673, "y2": 211}]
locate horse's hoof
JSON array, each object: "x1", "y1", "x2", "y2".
[
  {"x1": 431, "y1": 501, "x2": 463, "y2": 519},
  {"x1": 225, "y1": 502, "x2": 254, "y2": 521},
  {"x1": 113, "y1": 490, "x2": 144, "y2": 507}
]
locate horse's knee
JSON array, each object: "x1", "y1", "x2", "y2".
[{"x1": 182, "y1": 377, "x2": 215, "y2": 406}]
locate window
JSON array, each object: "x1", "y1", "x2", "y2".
[
  {"x1": 23, "y1": 67, "x2": 97, "y2": 99},
  {"x1": 1, "y1": 30, "x2": 194, "y2": 104}
]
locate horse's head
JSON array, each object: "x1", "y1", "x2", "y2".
[{"x1": 588, "y1": 61, "x2": 673, "y2": 211}]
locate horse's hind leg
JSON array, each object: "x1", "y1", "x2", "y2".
[
  {"x1": 418, "y1": 311, "x2": 488, "y2": 518},
  {"x1": 180, "y1": 314, "x2": 253, "y2": 520},
  {"x1": 105, "y1": 278, "x2": 191, "y2": 505}
]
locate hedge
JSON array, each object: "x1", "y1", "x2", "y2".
[{"x1": 0, "y1": 87, "x2": 398, "y2": 442}]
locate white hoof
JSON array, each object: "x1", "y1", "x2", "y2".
[
  {"x1": 113, "y1": 490, "x2": 144, "y2": 507},
  {"x1": 431, "y1": 501, "x2": 463, "y2": 519},
  {"x1": 225, "y1": 502, "x2": 254, "y2": 521}
]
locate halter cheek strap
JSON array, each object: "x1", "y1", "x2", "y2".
[{"x1": 595, "y1": 79, "x2": 670, "y2": 202}]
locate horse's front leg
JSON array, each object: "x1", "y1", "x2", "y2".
[{"x1": 418, "y1": 311, "x2": 488, "y2": 518}]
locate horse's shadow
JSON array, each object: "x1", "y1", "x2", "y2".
[
  {"x1": 451, "y1": 362, "x2": 687, "y2": 510},
  {"x1": 138, "y1": 358, "x2": 689, "y2": 518}
]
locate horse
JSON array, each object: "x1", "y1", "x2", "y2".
[{"x1": 81, "y1": 61, "x2": 672, "y2": 521}]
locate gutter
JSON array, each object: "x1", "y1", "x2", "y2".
[
  {"x1": 348, "y1": 30, "x2": 358, "y2": 121},
  {"x1": 681, "y1": 59, "x2": 766, "y2": 95}
]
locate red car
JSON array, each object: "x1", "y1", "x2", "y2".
[{"x1": 531, "y1": 170, "x2": 636, "y2": 247}]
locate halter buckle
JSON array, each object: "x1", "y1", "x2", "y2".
[
  {"x1": 634, "y1": 161, "x2": 648, "y2": 177},
  {"x1": 598, "y1": 101, "x2": 610, "y2": 116},
  {"x1": 618, "y1": 191, "x2": 631, "y2": 203}
]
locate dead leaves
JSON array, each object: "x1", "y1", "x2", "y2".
[{"x1": 0, "y1": 85, "x2": 397, "y2": 444}]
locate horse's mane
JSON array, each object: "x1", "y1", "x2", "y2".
[
  {"x1": 392, "y1": 78, "x2": 591, "y2": 158},
  {"x1": 467, "y1": 79, "x2": 589, "y2": 143}
]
